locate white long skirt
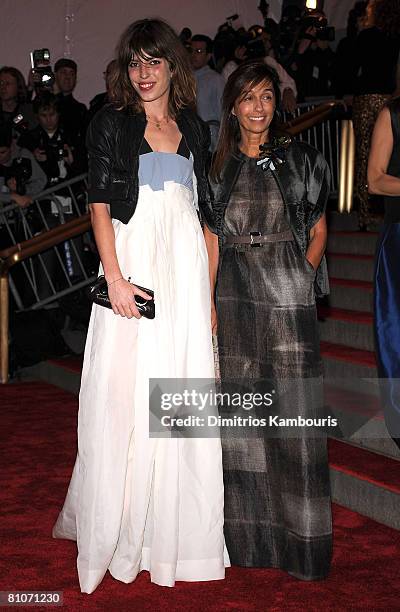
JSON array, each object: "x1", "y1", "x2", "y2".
[{"x1": 52, "y1": 180, "x2": 226, "y2": 593}]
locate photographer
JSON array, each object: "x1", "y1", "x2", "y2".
[
  {"x1": 190, "y1": 34, "x2": 225, "y2": 150},
  {"x1": 0, "y1": 125, "x2": 46, "y2": 209},
  {"x1": 332, "y1": 1, "x2": 368, "y2": 99},
  {"x1": 87, "y1": 60, "x2": 117, "y2": 124},
  {"x1": 278, "y1": 5, "x2": 303, "y2": 68},
  {"x1": 22, "y1": 92, "x2": 87, "y2": 188},
  {"x1": 221, "y1": 26, "x2": 297, "y2": 113},
  {"x1": 26, "y1": 49, "x2": 55, "y2": 100},
  {"x1": 18, "y1": 93, "x2": 87, "y2": 298},
  {"x1": 291, "y1": 10, "x2": 336, "y2": 100},
  {"x1": 0, "y1": 66, "x2": 37, "y2": 137},
  {"x1": 54, "y1": 59, "x2": 88, "y2": 140}
]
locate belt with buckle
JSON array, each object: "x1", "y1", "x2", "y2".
[{"x1": 223, "y1": 229, "x2": 294, "y2": 247}]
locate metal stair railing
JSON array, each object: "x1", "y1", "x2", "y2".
[
  {"x1": 0, "y1": 173, "x2": 91, "y2": 310},
  {"x1": 0, "y1": 213, "x2": 92, "y2": 383}
]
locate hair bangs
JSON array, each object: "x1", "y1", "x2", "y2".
[
  {"x1": 128, "y1": 32, "x2": 166, "y2": 63},
  {"x1": 238, "y1": 77, "x2": 274, "y2": 103}
]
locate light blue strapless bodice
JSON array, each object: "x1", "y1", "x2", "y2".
[{"x1": 138, "y1": 152, "x2": 194, "y2": 192}]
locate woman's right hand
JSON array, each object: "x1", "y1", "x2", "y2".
[
  {"x1": 107, "y1": 278, "x2": 152, "y2": 319},
  {"x1": 12, "y1": 193, "x2": 33, "y2": 208}
]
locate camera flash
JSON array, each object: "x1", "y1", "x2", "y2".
[{"x1": 306, "y1": 0, "x2": 317, "y2": 9}]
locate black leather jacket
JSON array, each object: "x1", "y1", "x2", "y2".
[
  {"x1": 86, "y1": 103, "x2": 214, "y2": 228},
  {"x1": 211, "y1": 140, "x2": 330, "y2": 297}
]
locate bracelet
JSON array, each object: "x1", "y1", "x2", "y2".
[{"x1": 107, "y1": 276, "x2": 123, "y2": 287}]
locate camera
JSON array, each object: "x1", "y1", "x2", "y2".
[
  {"x1": 32, "y1": 49, "x2": 50, "y2": 65},
  {"x1": 39, "y1": 132, "x2": 69, "y2": 184},
  {"x1": 12, "y1": 114, "x2": 29, "y2": 136},
  {"x1": 301, "y1": 12, "x2": 335, "y2": 42},
  {"x1": 0, "y1": 157, "x2": 32, "y2": 195},
  {"x1": 280, "y1": 6, "x2": 302, "y2": 51},
  {"x1": 30, "y1": 48, "x2": 55, "y2": 90},
  {"x1": 47, "y1": 133, "x2": 67, "y2": 163}
]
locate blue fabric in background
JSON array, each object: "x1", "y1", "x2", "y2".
[{"x1": 374, "y1": 222, "x2": 400, "y2": 441}]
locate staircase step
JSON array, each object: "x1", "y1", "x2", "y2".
[
  {"x1": 327, "y1": 253, "x2": 374, "y2": 282},
  {"x1": 328, "y1": 211, "x2": 360, "y2": 231},
  {"x1": 327, "y1": 278, "x2": 373, "y2": 313},
  {"x1": 329, "y1": 438, "x2": 400, "y2": 530},
  {"x1": 321, "y1": 341, "x2": 378, "y2": 396},
  {"x1": 318, "y1": 306, "x2": 374, "y2": 352},
  {"x1": 321, "y1": 341, "x2": 376, "y2": 367},
  {"x1": 328, "y1": 231, "x2": 379, "y2": 255},
  {"x1": 325, "y1": 384, "x2": 400, "y2": 459},
  {"x1": 23, "y1": 356, "x2": 82, "y2": 395}
]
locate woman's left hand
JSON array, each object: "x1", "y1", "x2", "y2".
[
  {"x1": 305, "y1": 256, "x2": 316, "y2": 271},
  {"x1": 211, "y1": 301, "x2": 217, "y2": 335}
]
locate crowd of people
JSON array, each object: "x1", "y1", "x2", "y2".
[
  {"x1": 0, "y1": 1, "x2": 399, "y2": 223},
  {"x1": 0, "y1": 59, "x2": 88, "y2": 210}
]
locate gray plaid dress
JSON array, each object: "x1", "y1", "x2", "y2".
[{"x1": 216, "y1": 155, "x2": 332, "y2": 580}]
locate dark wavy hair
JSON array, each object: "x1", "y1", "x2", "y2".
[
  {"x1": 32, "y1": 92, "x2": 59, "y2": 115},
  {"x1": 370, "y1": 0, "x2": 400, "y2": 36},
  {"x1": 0, "y1": 66, "x2": 28, "y2": 103},
  {"x1": 347, "y1": 1, "x2": 367, "y2": 38},
  {"x1": 108, "y1": 18, "x2": 196, "y2": 116},
  {"x1": 210, "y1": 60, "x2": 282, "y2": 182}
]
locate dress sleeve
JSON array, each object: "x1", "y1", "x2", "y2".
[
  {"x1": 201, "y1": 118, "x2": 211, "y2": 155},
  {"x1": 86, "y1": 108, "x2": 114, "y2": 204},
  {"x1": 303, "y1": 146, "x2": 331, "y2": 297},
  {"x1": 305, "y1": 147, "x2": 331, "y2": 229},
  {"x1": 198, "y1": 120, "x2": 217, "y2": 233}
]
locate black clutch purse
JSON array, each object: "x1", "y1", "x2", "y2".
[{"x1": 87, "y1": 275, "x2": 155, "y2": 319}]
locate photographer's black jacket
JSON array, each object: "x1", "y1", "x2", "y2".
[
  {"x1": 56, "y1": 93, "x2": 88, "y2": 140},
  {"x1": 22, "y1": 125, "x2": 87, "y2": 186},
  {"x1": 0, "y1": 143, "x2": 46, "y2": 203},
  {"x1": 211, "y1": 140, "x2": 330, "y2": 297},
  {"x1": 86, "y1": 103, "x2": 214, "y2": 229}
]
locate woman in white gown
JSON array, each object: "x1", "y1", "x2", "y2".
[{"x1": 52, "y1": 18, "x2": 226, "y2": 593}]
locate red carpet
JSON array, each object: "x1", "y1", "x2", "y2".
[{"x1": 1, "y1": 381, "x2": 400, "y2": 611}]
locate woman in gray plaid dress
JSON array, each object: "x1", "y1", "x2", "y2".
[{"x1": 205, "y1": 61, "x2": 332, "y2": 580}]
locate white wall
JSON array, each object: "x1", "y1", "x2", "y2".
[{"x1": 1, "y1": 1, "x2": 351, "y2": 105}]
